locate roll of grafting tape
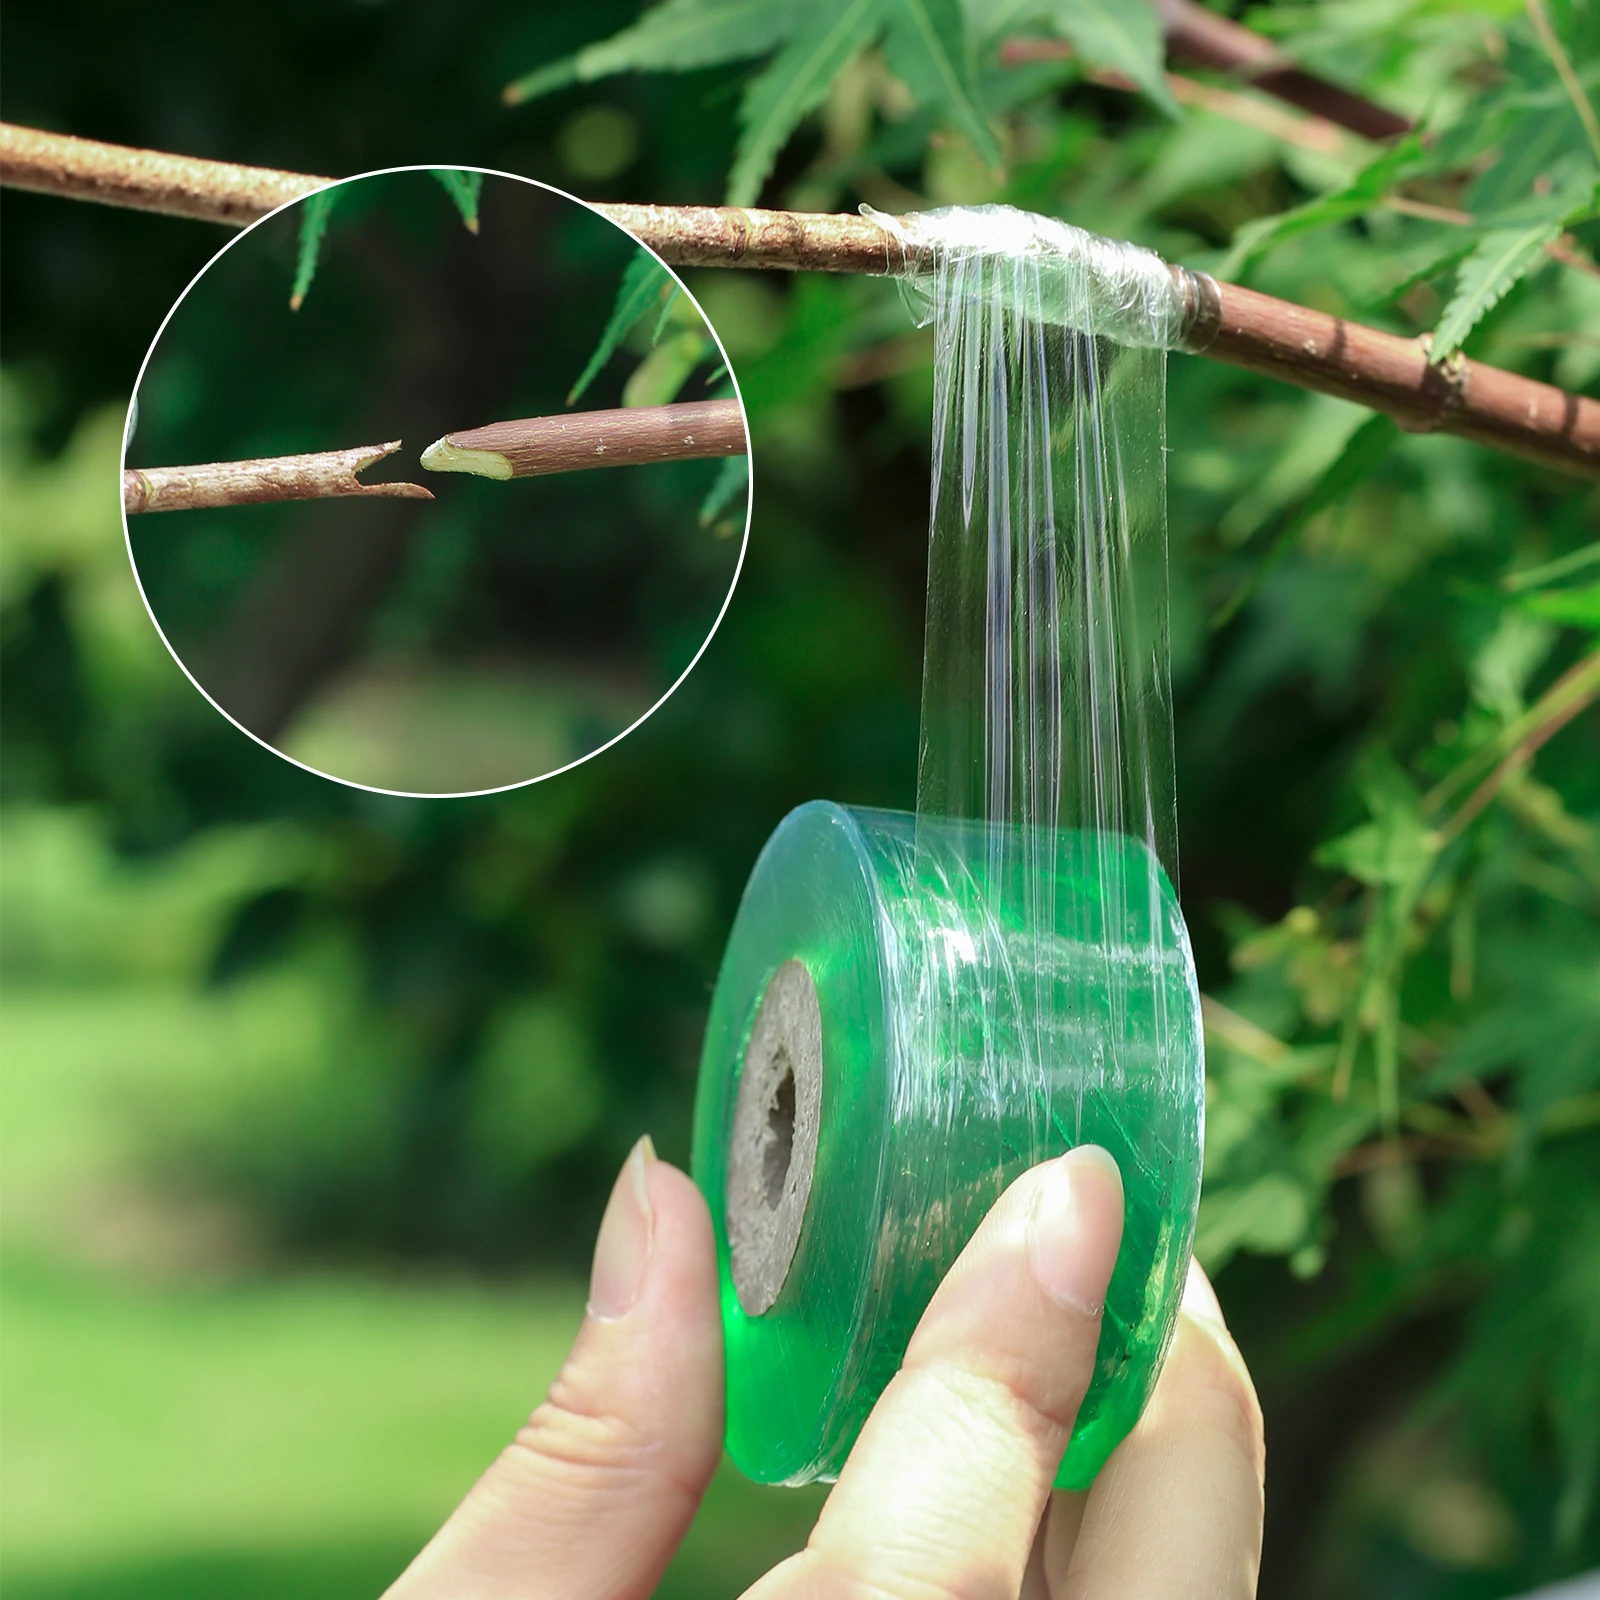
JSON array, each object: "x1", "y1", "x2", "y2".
[{"x1": 692, "y1": 801, "x2": 1204, "y2": 1490}]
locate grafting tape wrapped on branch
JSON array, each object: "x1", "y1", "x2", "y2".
[{"x1": 695, "y1": 206, "x2": 1204, "y2": 1490}]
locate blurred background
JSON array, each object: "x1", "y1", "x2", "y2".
[
  {"x1": 126, "y1": 169, "x2": 743, "y2": 794},
  {"x1": 2, "y1": 1, "x2": 1597, "y2": 1596}
]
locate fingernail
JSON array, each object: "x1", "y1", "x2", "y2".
[
  {"x1": 1181, "y1": 1256, "x2": 1227, "y2": 1333},
  {"x1": 1028, "y1": 1145, "x2": 1125, "y2": 1315},
  {"x1": 588, "y1": 1134, "x2": 656, "y2": 1321}
]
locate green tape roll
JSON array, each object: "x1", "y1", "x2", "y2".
[{"x1": 693, "y1": 801, "x2": 1204, "y2": 1489}]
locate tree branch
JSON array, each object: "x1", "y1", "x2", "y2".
[
  {"x1": 123, "y1": 441, "x2": 433, "y2": 514},
  {"x1": 1154, "y1": 0, "x2": 1413, "y2": 141},
  {"x1": 7, "y1": 124, "x2": 1595, "y2": 479},
  {"x1": 420, "y1": 400, "x2": 747, "y2": 480},
  {"x1": 0, "y1": 120, "x2": 325, "y2": 224}
]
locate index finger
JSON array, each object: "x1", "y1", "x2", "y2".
[{"x1": 750, "y1": 1145, "x2": 1125, "y2": 1600}]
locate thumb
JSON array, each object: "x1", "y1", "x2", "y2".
[{"x1": 387, "y1": 1136, "x2": 725, "y2": 1599}]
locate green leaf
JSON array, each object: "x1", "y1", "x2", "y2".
[
  {"x1": 1430, "y1": 220, "x2": 1565, "y2": 360},
  {"x1": 1041, "y1": 0, "x2": 1178, "y2": 118},
  {"x1": 1218, "y1": 135, "x2": 1427, "y2": 281},
  {"x1": 1518, "y1": 583, "x2": 1600, "y2": 631},
  {"x1": 569, "y1": 252, "x2": 676, "y2": 405},
  {"x1": 504, "y1": 0, "x2": 799, "y2": 105},
  {"x1": 880, "y1": 0, "x2": 1001, "y2": 166},
  {"x1": 727, "y1": 0, "x2": 881, "y2": 206},
  {"x1": 1213, "y1": 414, "x2": 1399, "y2": 628},
  {"x1": 431, "y1": 170, "x2": 483, "y2": 233},
  {"x1": 699, "y1": 454, "x2": 750, "y2": 531},
  {"x1": 622, "y1": 330, "x2": 714, "y2": 406},
  {"x1": 289, "y1": 188, "x2": 341, "y2": 312},
  {"x1": 1195, "y1": 1173, "x2": 1314, "y2": 1269},
  {"x1": 1315, "y1": 805, "x2": 1439, "y2": 887}
]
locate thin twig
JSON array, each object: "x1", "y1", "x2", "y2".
[
  {"x1": 6, "y1": 124, "x2": 1596, "y2": 478},
  {"x1": 123, "y1": 441, "x2": 433, "y2": 514},
  {"x1": 998, "y1": 41, "x2": 1351, "y2": 156},
  {"x1": 1436, "y1": 652, "x2": 1600, "y2": 843},
  {"x1": 420, "y1": 400, "x2": 746, "y2": 480},
  {"x1": 0, "y1": 120, "x2": 326, "y2": 223},
  {"x1": 1525, "y1": 0, "x2": 1600, "y2": 164},
  {"x1": 1154, "y1": 0, "x2": 1414, "y2": 141}
]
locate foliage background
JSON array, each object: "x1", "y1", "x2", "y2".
[{"x1": 2, "y1": 0, "x2": 1597, "y2": 1595}]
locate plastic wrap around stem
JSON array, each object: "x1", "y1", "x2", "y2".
[{"x1": 694, "y1": 206, "x2": 1203, "y2": 1490}]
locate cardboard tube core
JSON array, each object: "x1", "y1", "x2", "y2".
[{"x1": 727, "y1": 958, "x2": 822, "y2": 1315}]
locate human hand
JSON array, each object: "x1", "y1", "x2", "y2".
[{"x1": 386, "y1": 1137, "x2": 1264, "y2": 1599}]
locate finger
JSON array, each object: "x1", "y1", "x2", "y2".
[
  {"x1": 387, "y1": 1136, "x2": 723, "y2": 1600},
  {"x1": 1050, "y1": 1258, "x2": 1265, "y2": 1600},
  {"x1": 753, "y1": 1145, "x2": 1125, "y2": 1600}
]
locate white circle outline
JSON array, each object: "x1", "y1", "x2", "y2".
[{"x1": 120, "y1": 164, "x2": 754, "y2": 801}]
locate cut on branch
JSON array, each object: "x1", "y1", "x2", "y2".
[
  {"x1": 5, "y1": 124, "x2": 1594, "y2": 479},
  {"x1": 421, "y1": 400, "x2": 747, "y2": 480},
  {"x1": 124, "y1": 441, "x2": 433, "y2": 514}
]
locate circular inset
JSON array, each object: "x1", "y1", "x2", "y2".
[{"x1": 122, "y1": 167, "x2": 751, "y2": 796}]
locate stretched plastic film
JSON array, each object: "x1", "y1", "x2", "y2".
[{"x1": 694, "y1": 206, "x2": 1204, "y2": 1490}]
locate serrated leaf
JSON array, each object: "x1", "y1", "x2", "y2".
[
  {"x1": 432, "y1": 170, "x2": 483, "y2": 233},
  {"x1": 1431, "y1": 220, "x2": 1564, "y2": 360},
  {"x1": 880, "y1": 0, "x2": 1001, "y2": 166},
  {"x1": 289, "y1": 188, "x2": 341, "y2": 312},
  {"x1": 727, "y1": 0, "x2": 881, "y2": 206},
  {"x1": 1041, "y1": 0, "x2": 1178, "y2": 118},
  {"x1": 570, "y1": 252, "x2": 676, "y2": 405},
  {"x1": 699, "y1": 453, "x2": 750, "y2": 530},
  {"x1": 1218, "y1": 135, "x2": 1427, "y2": 280},
  {"x1": 504, "y1": 0, "x2": 799, "y2": 105}
]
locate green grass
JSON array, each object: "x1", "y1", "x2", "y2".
[{"x1": 0, "y1": 971, "x2": 823, "y2": 1597}]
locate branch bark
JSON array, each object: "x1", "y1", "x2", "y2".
[
  {"x1": 0, "y1": 120, "x2": 326, "y2": 224},
  {"x1": 123, "y1": 441, "x2": 433, "y2": 514},
  {"x1": 7, "y1": 124, "x2": 1595, "y2": 479},
  {"x1": 420, "y1": 400, "x2": 747, "y2": 480}
]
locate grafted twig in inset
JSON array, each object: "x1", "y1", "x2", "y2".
[
  {"x1": 123, "y1": 441, "x2": 433, "y2": 514},
  {"x1": 420, "y1": 400, "x2": 748, "y2": 481}
]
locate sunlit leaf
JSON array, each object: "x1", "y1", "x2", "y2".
[
  {"x1": 1040, "y1": 0, "x2": 1178, "y2": 118},
  {"x1": 880, "y1": 0, "x2": 1001, "y2": 166},
  {"x1": 1430, "y1": 220, "x2": 1564, "y2": 360},
  {"x1": 727, "y1": 0, "x2": 880, "y2": 206},
  {"x1": 504, "y1": 0, "x2": 800, "y2": 104}
]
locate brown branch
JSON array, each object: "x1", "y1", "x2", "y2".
[
  {"x1": 6, "y1": 125, "x2": 1596, "y2": 478},
  {"x1": 123, "y1": 441, "x2": 433, "y2": 514},
  {"x1": 606, "y1": 205, "x2": 1599, "y2": 479},
  {"x1": 1156, "y1": 0, "x2": 1413, "y2": 141},
  {"x1": 420, "y1": 400, "x2": 746, "y2": 480},
  {"x1": 998, "y1": 41, "x2": 1352, "y2": 156},
  {"x1": 0, "y1": 121, "x2": 326, "y2": 225},
  {"x1": 1002, "y1": 2, "x2": 1412, "y2": 142}
]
